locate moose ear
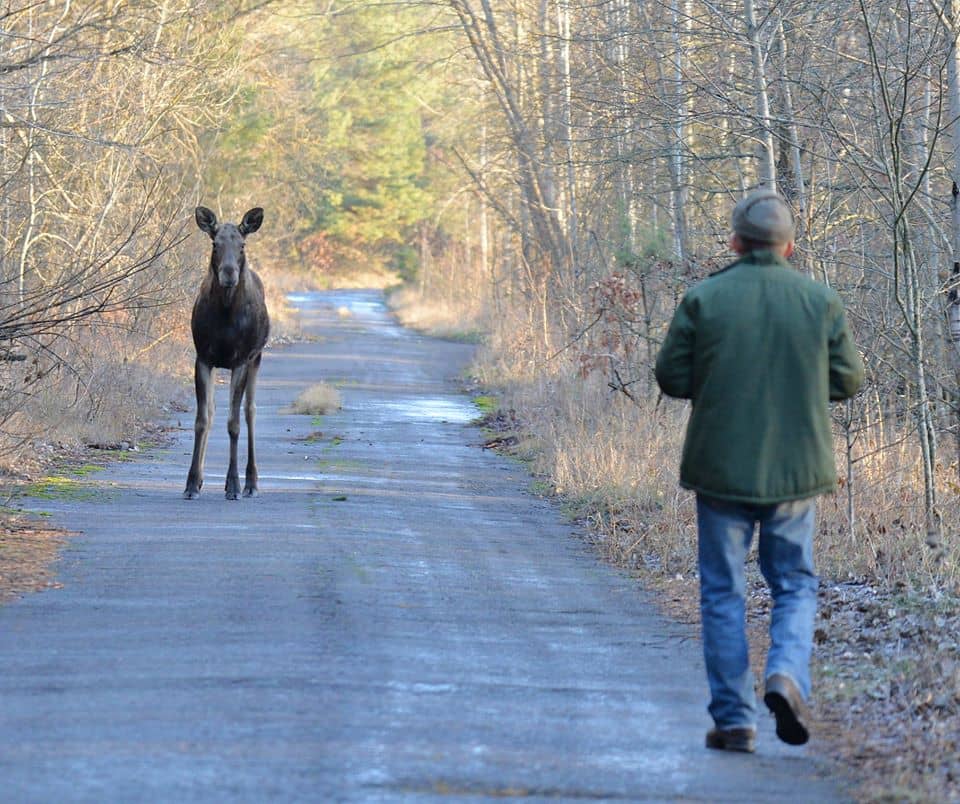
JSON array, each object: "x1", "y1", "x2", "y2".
[
  {"x1": 195, "y1": 206, "x2": 218, "y2": 238},
  {"x1": 239, "y1": 207, "x2": 264, "y2": 236}
]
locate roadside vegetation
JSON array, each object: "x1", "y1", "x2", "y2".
[
  {"x1": 2, "y1": 1, "x2": 960, "y2": 799},
  {"x1": 289, "y1": 383, "x2": 342, "y2": 416}
]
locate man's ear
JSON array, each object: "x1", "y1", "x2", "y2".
[
  {"x1": 783, "y1": 240, "x2": 795, "y2": 259},
  {"x1": 729, "y1": 233, "x2": 746, "y2": 255}
]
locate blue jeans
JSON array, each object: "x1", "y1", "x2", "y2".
[{"x1": 696, "y1": 494, "x2": 819, "y2": 730}]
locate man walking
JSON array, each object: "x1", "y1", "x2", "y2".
[{"x1": 655, "y1": 189, "x2": 864, "y2": 753}]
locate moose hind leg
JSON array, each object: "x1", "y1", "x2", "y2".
[
  {"x1": 184, "y1": 360, "x2": 214, "y2": 499},
  {"x1": 224, "y1": 364, "x2": 249, "y2": 500},
  {"x1": 242, "y1": 354, "x2": 262, "y2": 497}
]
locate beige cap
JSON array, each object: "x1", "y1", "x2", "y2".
[{"x1": 732, "y1": 190, "x2": 795, "y2": 244}]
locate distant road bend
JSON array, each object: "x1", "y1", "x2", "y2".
[{"x1": 0, "y1": 290, "x2": 848, "y2": 802}]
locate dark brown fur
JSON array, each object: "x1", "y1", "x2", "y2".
[{"x1": 184, "y1": 206, "x2": 270, "y2": 500}]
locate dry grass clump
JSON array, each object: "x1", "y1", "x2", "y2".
[
  {"x1": 389, "y1": 285, "x2": 486, "y2": 341},
  {"x1": 289, "y1": 383, "x2": 342, "y2": 415},
  {"x1": 481, "y1": 351, "x2": 699, "y2": 572},
  {"x1": 0, "y1": 319, "x2": 188, "y2": 477}
]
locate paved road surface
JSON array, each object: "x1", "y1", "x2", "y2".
[{"x1": 0, "y1": 290, "x2": 848, "y2": 802}]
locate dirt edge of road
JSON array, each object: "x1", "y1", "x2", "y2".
[
  {"x1": 0, "y1": 517, "x2": 68, "y2": 604},
  {"x1": 0, "y1": 427, "x2": 176, "y2": 606}
]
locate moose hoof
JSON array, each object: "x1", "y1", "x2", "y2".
[
  {"x1": 225, "y1": 476, "x2": 242, "y2": 500},
  {"x1": 183, "y1": 488, "x2": 201, "y2": 500},
  {"x1": 242, "y1": 486, "x2": 259, "y2": 498}
]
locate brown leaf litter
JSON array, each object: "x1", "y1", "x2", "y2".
[{"x1": 0, "y1": 515, "x2": 67, "y2": 603}]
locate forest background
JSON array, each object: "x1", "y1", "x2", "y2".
[{"x1": 3, "y1": 0, "x2": 960, "y2": 798}]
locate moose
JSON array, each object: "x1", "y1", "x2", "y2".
[{"x1": 183, "y1": 206, "x2": 270, "y2": 500}]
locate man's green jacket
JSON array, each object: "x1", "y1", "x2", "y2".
[{"x1": 654, "y1": 249, "x2": 864, "y2": 504}]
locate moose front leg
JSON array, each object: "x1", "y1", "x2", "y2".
[
  {"x1": 242, "y1": 353, "x2": 262, "y2": 497},
  {"x1": 184, "y1": 359, "x2": 214, "y2": 499},
  {"x1": 225, "y1": 363, "x2": 249, "y2": 500}
]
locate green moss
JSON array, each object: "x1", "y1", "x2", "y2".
[
  {"x1": 529, "y1": 479, "x2": 554, "y2": 497},
  {"x1": 323, "y1": 435, "x2": 344, "y2": 451},
  {"x1": 443, "y1": 330, "x2": 485, "y2": 344},
  {"x1": 24, "y1": 476, "x2": 98, "y2": 501},
  {"x1": 472, "y1": 395, "x2": 497, "y2": 414},
  {"x1": 71, "y1": 464, "x2": 106, "y2": 477}
]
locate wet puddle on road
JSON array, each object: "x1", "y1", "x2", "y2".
[
  {"x1": 288, "y1": 291, "x2": 405, "y2": 339},
  {"x1": 363, "y1": 397, "x2": 477, "y2": 424}
]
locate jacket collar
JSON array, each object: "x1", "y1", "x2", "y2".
[{"x1": 738, "y1": 247, "x2": 791, "y2": 268}]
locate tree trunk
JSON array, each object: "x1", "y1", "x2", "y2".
[
  {"x1": 775, "y1": 11, "x2": 811, "y2": 273},
  {"x1": 744, "y1": 0, "x2": 777, "y2": 187},
  {"x1": 556, "y1": 0, "x2": 578, "y2": 287},
  {"x1": 669, "y1": 0, "x2": 689, "y2": 266},
  {"x1": 945, "y1": 0, "x2": 960, "y2": 487}
]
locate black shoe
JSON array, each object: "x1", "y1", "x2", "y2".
[
  {"x1": 764, "y1": 673, "x2": 809, "y2": 746},
  {"x1": 705, "y1": 726, "x2": 756, "y2": 753}
]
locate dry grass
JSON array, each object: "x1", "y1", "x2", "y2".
[
  {"x1": 0, "y1": 320, "x2": 188, "y2": 477},
  {"x1": 288, "y1": 383, "x2": 342, "y2": 416},
  {"x1": 389, "y1": 285, "x2": 486, "y2": 340},
  {"x1": 483, "y1": 360, "x2": 699, "y2": 571}
]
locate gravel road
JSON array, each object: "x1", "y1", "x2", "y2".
[{"x1": 0, "y1": 290, "x2": 848, "y2": 802}]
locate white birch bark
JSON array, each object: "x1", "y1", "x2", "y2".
[
  {"x1": 556, "y1": 0, "x2": 579, "y2": 283},
  {"x1": 669, "y1": 0, "x2": 689, "y2": 266},
  {"x1": 744, "y1": 0, "x2": 777, "y2": 187},
  {"x1": 610, "y1": 0, "x2": 636, "y2": 257}
]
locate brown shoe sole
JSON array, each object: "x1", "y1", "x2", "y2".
[{"x1": 764, "y1": 675, "x2": 810, "y2": 746}]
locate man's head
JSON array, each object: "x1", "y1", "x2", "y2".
[{"x1": 729, "y1": 189, "x2": 795, "y2": 258}]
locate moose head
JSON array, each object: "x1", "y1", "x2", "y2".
[{"x1": 195, "y1": 206, "x2": 264, "y2": 291}]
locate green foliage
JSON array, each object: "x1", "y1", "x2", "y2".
[
  {"x1": 305, "y1": 8, "x2": 439, "y2": 257},
  {"x1": 390, "y1": 244, "x2": 420, "y2": 283},
  {"x1": 205, "y1": 3, "x2": 467, "y2": 280},
  {"x1": 472, "y1": 395, "x2": 498, "y2": 415},
  {"x1": 615, "y1": 214, "x2": 671, "y2": 271}
]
